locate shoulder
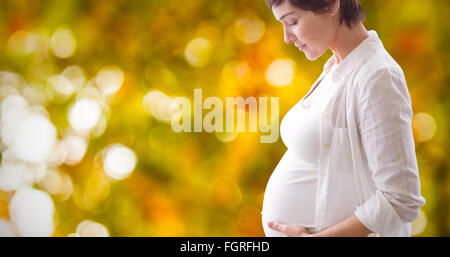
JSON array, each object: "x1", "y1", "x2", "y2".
[{"x1": 354, "y1": 48, "x2": 408, "y2": 100}]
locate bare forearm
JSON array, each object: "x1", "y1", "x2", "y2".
[{"x1": 311, "y1": 214, "x2": 373, "y2": 237}]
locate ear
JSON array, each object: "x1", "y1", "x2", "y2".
[{"x1": 330, "y1": 0, "x2": 340, "y2": 16}]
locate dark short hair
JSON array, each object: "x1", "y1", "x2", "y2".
[{"x1": 265, "y1": 0, "x2": 366, "y2": 28}]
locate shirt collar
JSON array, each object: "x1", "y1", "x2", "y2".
[{"x1": 326, "y1": 30, "x2": 383, "y2": 79}]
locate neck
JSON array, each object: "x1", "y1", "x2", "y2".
[{"x1": 330, "y1": 22, "x2": 369, "y2": 65}]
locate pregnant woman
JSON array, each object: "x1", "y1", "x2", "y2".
[{"x1": 261, "y1": 0, "x2": 426, "y2": 237}]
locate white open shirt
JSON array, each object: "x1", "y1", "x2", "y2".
[{"x1": 307, "y1": 30, "x2": 425, "y2": 236}]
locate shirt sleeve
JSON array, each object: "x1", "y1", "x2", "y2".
[{"x1": 353, "y1": 67, "x2": 426, "y2": 236}]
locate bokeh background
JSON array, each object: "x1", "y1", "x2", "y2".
[{"x1": 0, "y1": 0, "x2": 448, "y2": 237}]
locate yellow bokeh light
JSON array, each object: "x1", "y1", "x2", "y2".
[
  {"x1": 7, "y1": 30, "x2": 30, "y2": 54},
  {"x1": 68, "y1": 98, "x2": 102, "y2": 133},
  {"x1": 41, "y1": 169, "x2": 64, "y2": 195},
  {"x1": 95, "y1": 66, "x2": 124, "y2": 96},
  {"x1": 22, "y1": 84, "x2": 47, "y2": 106},
  {"x1": 62, "y1": 132, "x2": 88, "y2": 165},
  {"x1": 48, "y1": 74, "x2": 74, "y2": 101},
  {"x1": 234, "y1": 16, "x2": 265, "y2": 44},
  {"x1": 41, "y1": 169, "x2": 73, "y2": 201},
  {"x1": 143, "y1": 89, "x2": 178, "y2": 123},
  {"x1": 412, "y1": 112, "x2": 437, "y2": 142},
  {"x1": 76, "y1": 219, "x2": 109, "y2": 237},
  {"x1": 222, "y1": 60, "x2": 251, "y2": 88},
  {"x1": 76, "y1": 172, "x2": 110, "y2": 211},
  {"x1": 265, "y1": 58, "x2": 295, "y2": 87},
  {"x1": 215, "y1": 131, "x2": 238, "y2": 143},
  {"x1": 411, "y1": 209, "x2": 428, "y2": 236},
  {"x1": 62, "y1": 65, "x2": 86, "y2": 90},
  {"x1": 9, "y1": 187, "x2": 55, "y2": 237},
  {"x1": 50, "y1": 26, "x2": 76, "y2": 58},
  {"x1": 102, "y1": 144, "x2": 137, "y2": 180},
  {"x1": 184, "y1": 38, "x2": 212, "y2": 68}
]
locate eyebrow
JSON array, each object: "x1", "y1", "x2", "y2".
[{"x1": 279, "y1": 12, "x2": 295, "y2": 21}]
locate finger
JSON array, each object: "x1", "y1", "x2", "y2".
[
  {"x1": 268, "y1": 221, "x2": 287, "y2": 233},
  {"x1": 285, "y1": 225, "x2": 306, "y2": 236}
]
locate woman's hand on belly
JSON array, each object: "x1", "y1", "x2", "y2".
[{"x1": 267, "y1": 221, "x2": 313, "y2": 237}]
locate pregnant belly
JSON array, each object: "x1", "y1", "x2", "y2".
[{"x1": 261, "y1": 152, "x2": 318, "y2": 236}]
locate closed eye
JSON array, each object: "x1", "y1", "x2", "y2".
[{"x1": 288, "y1": 21, "x2": 297, "y2": 26}]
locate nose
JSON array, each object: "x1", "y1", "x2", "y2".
[{"x1": 284, "y1": 29, "x2": 296, "y2": 44}]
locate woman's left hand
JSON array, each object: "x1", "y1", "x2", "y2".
[{"x1": 267, "y1": 221, "x2": 314, "y2": 237}]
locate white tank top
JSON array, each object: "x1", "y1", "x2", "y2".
[{"x1": 261, "y1": 64, "x2": 338, "y2": 236}]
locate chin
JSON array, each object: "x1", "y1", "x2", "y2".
[
  {"x1": 304, "y1": 49, "x2": 324, "y2": 61},
  {"x1": 304, "y1": 52, "x2": 320, "y2": 61}
]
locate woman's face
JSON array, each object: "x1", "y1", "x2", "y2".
[{"x1": 272, "y1": 1, "x2": 339, "y2": 60}]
